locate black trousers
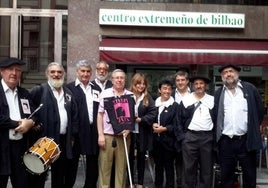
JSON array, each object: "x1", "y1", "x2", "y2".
[
  {"x1": 129, "y1": 133, "x2": 146, "y2": 185},
  {"x1": 68, "y1": 134, "x2": 99, "y2": 188},
  {"x1": 153, "y1": 140, "x2": 175, "y2": 188},
  {"x1": 182, "y1": 130, "x2": 213, "y2": 188},
  {"x1": 175, "y1": 151, "x2": 183, "y2": 188},
  {"x1": 219, "y1": 135, "x2": 257, "y2": 188},
  {"x1": 0, "y1": 140, "x2": 29, "y2": 188}
]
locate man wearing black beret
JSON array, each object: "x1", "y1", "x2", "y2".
[
  {"x1": 0, "y1": 57, "x2": 37, "y2": 188},
  {"x1": 214, "y1": 64, "x2": 264, "y2": 188},
  {"x1": 179, "y1": 76, "x2": 214, "y2": 188}
]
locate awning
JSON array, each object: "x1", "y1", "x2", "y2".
[{"x1": 99, "y1": 38, "x2": 268, "y2": 65}]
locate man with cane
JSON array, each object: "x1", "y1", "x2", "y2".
[{"x1": 97, "y1": 69, "x2": 135, "y2": 188}]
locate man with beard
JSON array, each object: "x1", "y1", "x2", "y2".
[
  {"x1": 214, "y1": 65, "x2": 264, "y2": 188},
  {"x1": 91, "y1": 61, "x2": 112, "y2": 93},
  {"x1": 29, "y1": 62, "x2": 79, "y2": 188},
  {"x1": 90, "y1": 61, "x2": 114, "y2": 187}
]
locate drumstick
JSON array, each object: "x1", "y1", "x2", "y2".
[{"x1": 28, "y1": 103, "x2": 43, "y2": 119}]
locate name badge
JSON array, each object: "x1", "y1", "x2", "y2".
[
  {"x1": 93, "y1": 90, "x2": 100, "y2": 102},
  {"x1": 9, "y1": 129, "x2": 23, "y2": 140},
  {"x1": 20, "y1": 99, "x2": 31, "y2": 114}
]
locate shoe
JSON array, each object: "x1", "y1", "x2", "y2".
[{"x1": 136, "y1": 184, "x2": 143, "y2": 188}]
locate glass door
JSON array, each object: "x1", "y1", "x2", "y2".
[{"x1": 0, "y1": 9, "x2": 67, "y2": 73}]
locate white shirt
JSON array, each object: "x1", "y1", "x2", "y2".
[
  {"x1": 174, "y1": 87, "x2": 191, "y2": 104},
  {"x1": 75, "y1": 79, "x2": 93, "y2": 124},
  {"x1": 155, "y1": 96, "x2": 175, "y2": 125},
  {"x1": 2, "y1": 79, "x2": 23, "y2": 140},
  {"x1": 49, "y1": 83, "x2": 68, "y2": 134},
  {"x1": 182, "y1": 93, "x2": 214, "y2": 131},
  {"x1": 133, "y1": 93, "x2": 144, "y2": 133},
  {"x1": 95, "y1": 78, "x2": 108, "y2": 91},
  {"x1": 222, "y1": 83, "x2": 248, "y2": 137}
]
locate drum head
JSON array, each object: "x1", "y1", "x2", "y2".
[{"x1": 23, "y1": 153, "x2": 45, "y2": 174}]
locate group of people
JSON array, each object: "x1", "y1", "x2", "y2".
[{"x1": 0, "y1": 57, "x2": 265, "y2": 188}]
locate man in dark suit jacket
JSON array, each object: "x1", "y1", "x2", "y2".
[
  {"x1": 30, "y1": 62, "x2": 79, "y2": 188},
  {"x1": 214, "y1": 64, "x2": 264, "y2": 188},
  {"x1": 0, "y1": 57, "x2": 37, "y2": 188},
  {"x1": 66, "y1": 60, "x2": 102, "y2": 188}
]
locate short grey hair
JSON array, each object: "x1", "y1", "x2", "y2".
[
  {"x1": 111, "y1": 69, "x2": 126, "y2": 79},
  {"x1": 76, "y1": 60, "x2": 92, "y2": 71}
]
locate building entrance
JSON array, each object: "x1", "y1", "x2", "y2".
[{"x1": 0, "y1": 8, "x2": 67, "y2": 87}]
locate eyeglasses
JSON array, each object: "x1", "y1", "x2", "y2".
[{"x1": 96, "y1": 67, "x2": 108, "y2": 71}]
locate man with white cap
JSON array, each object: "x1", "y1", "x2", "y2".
[{"x1": 214, "y1": 64, "x2": 264, "y2": 188}]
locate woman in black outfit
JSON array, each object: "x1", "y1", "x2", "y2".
[{"x1": 129, "y1": 73, "x2": 156, "y2": 188}]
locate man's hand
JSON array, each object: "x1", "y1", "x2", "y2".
[
  {"x1": 122, "y1": 130, "x2": 130, "y2": 138},
  {"x1": 153, "y1": 123, "x2": 167, "y2": 134},
  {"x1": 15, "y1": 119, "x2": 34, "y2": 133},
  {"x1": 98, "y1": 134, "x2": 106, "y2": 149}
]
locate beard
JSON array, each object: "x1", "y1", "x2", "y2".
[
  {"x1": 48, "y1": 78, "x2": 64, "y2": 88},
  {"x1": 96, "y1": 73, "x2": 108, "y2": 82},
  {"x1": 222, "y1": 76, "x2": 239, "y2": 89}
]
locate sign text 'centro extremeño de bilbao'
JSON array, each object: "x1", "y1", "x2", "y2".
[{"x1": 99, "y1": 9, "x2": 245, "y2": 29}]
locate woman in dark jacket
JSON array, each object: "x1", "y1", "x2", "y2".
[
  {"x1": 152, "y1": 79, "x2": 180, "y2": 188},
  {"x1": 129, "y1": 73, "x2": 157, "y2": 188}
]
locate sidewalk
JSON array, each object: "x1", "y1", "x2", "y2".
[{"x1": 7, "y1": 157, "x2": 268, "y2": 187}]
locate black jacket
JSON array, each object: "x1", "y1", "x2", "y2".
[
  {"x1": 214, "y1": 81, "x2": 265, "y2": 151},
  {"x1": 153, "y1": 101, "x2": 180, "y2": 151},
  {"x1": 66, "y1": 81, "x2": 100, "y2": 155},
  {"x1": 0, "y1": 84, "x2": 36, "y2": 175},
  {"x1": 136, "y1": 95, "x2": 157, "y2": 152},
  {"x1": 30, "y1": 83, "x2": 79, "y2": 159}
]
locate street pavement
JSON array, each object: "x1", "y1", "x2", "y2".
[
  {"x1": 7, "y1": 156, "x2": 268, "y2": 187},
  {"x1": 42, "y1": 157, "x2": 268, "y2": 188}
]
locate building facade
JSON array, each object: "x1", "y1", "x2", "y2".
[{"x1": 0, "y1": 0, "x2": 268, "y2": 106}]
